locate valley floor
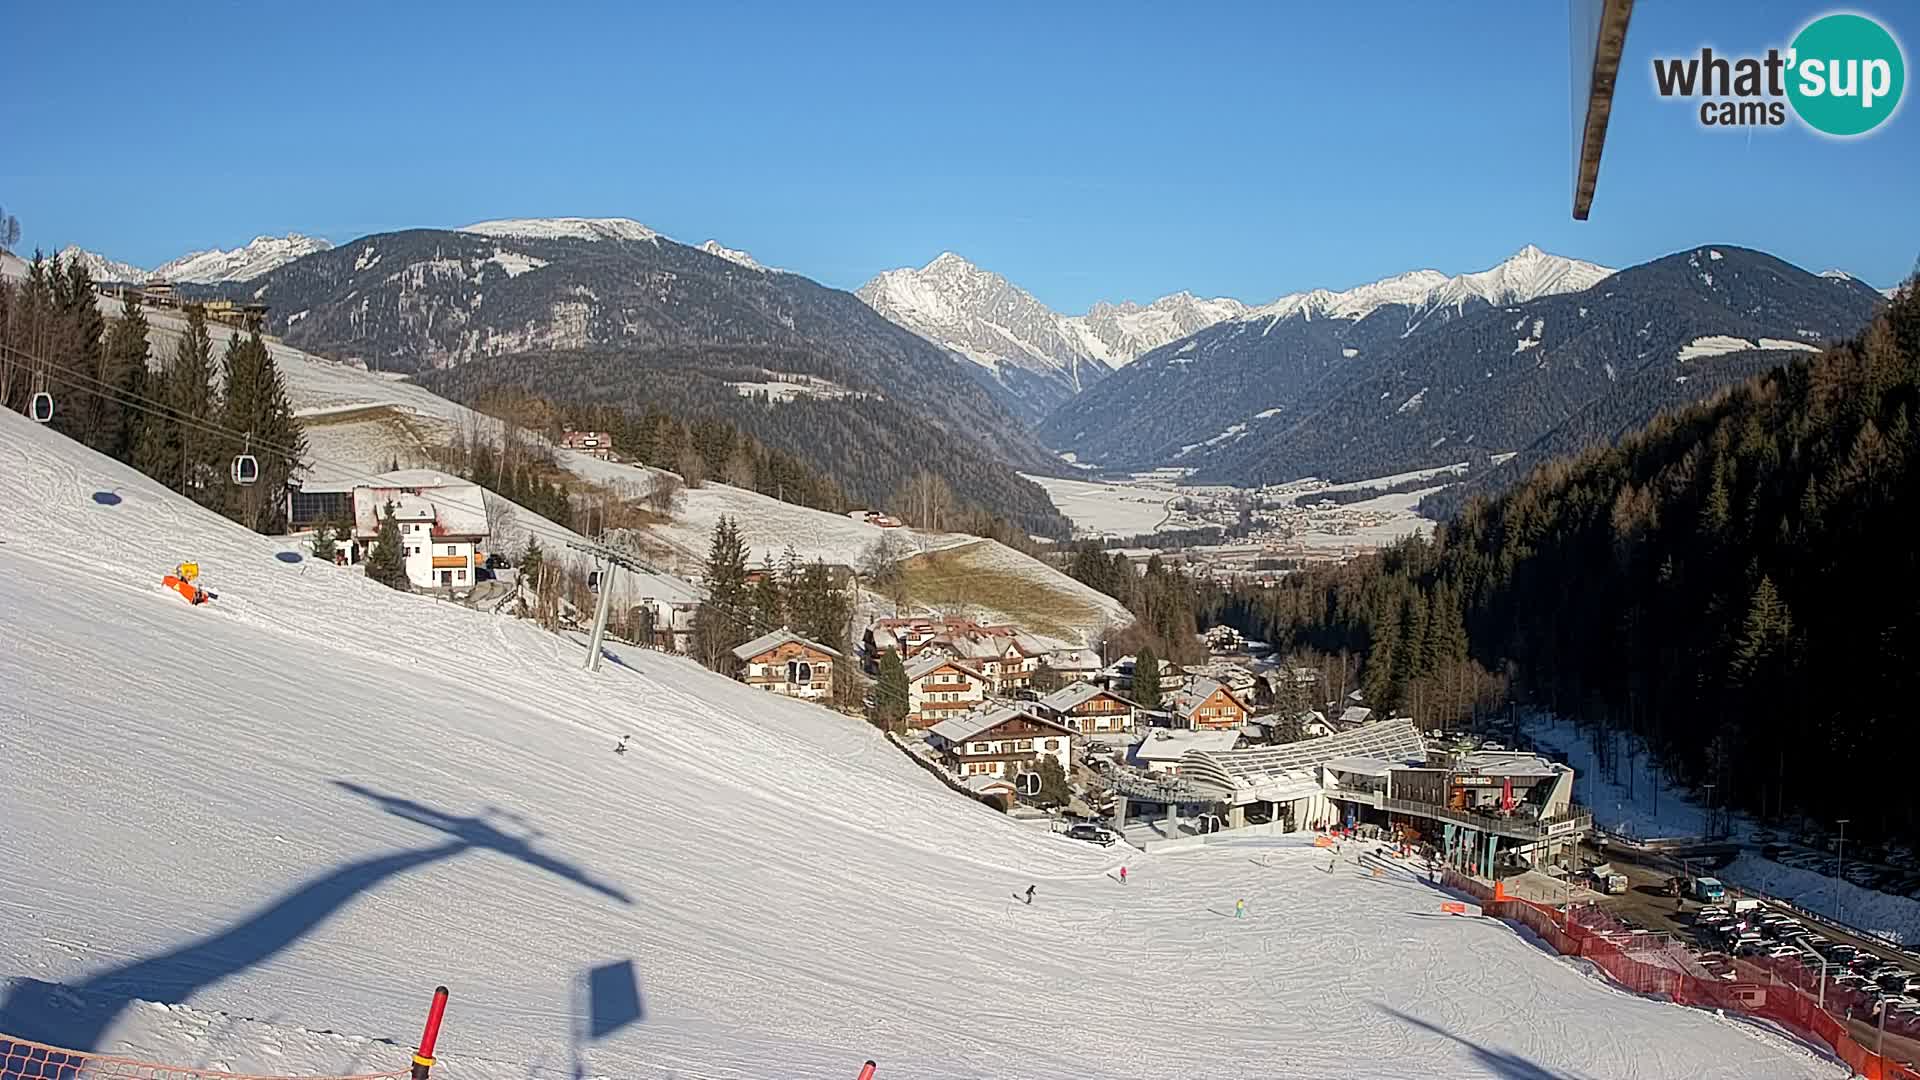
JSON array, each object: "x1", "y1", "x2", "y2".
[{"x1": 0, "y1": 412, "x2": 1841, "y2": 1080}]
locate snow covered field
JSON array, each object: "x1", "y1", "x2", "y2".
[
  {"x1": 1020, "y1": 473, "x2": 1172, "y2": 537},
  {"x1": 0, "y1": 412, "x2": 1843, "y2": 1079}
]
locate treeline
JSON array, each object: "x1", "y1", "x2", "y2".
[
  {"x1": 1227, "y1": 283, "x2": 1920, "y2": 841},
  {"x1": 410, "y1": 346, "x2": 1073, "y2": 538},
  {"x1": 1, "y1": 250, "x2": 303, "y2": 533},
  {"x1": 1060, "y1": 542, "x2": 1223, "y2": 665}
]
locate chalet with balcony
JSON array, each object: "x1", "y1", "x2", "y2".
[
  {"x1": 926, "y1": 705, "x2": 1076, "y2": 780},
  {"x1": 1036, "y1": 682, "x2": 1139, "y2": 737},
  {"x1": 732, "y1": 627, "x2": 840, "y2": 700},
  {"x1": 905, "y1": 653, "x2": 991, "y2": 728}
]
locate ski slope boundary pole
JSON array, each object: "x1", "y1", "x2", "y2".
[
  {"x1": 856, "y1": 1061, "x2": 877, "y2": 1080},
  {"x1": 411, "y1": 985, "x2": 449, "y2": 1080}
]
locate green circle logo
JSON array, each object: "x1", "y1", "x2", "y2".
[{"x1": 1788, "y1": 13, "x2": 1906, "y2": 136}]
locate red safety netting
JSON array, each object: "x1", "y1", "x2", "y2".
[
  {"x1": 0, "y1": 1036, "x2": 411, "y2": 1080},
  {"x1": 1442, "y1": 868, "x2": 1920, "y2": 1080}
]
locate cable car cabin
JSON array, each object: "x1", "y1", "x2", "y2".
[
  {"x1": 231, "y1": 453, "x2": 260, "y2": 485},
  {"x1": 30, "y1": 391, "x2": 54, "y2": 423}
]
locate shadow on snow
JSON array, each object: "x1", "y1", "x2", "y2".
[
  {"x1": 0, "y1": 781, "x2": 631, "y2": 1056},
  {"x1": 1375, "y1": 1003, "x2": 1595, "y2": 1080}
]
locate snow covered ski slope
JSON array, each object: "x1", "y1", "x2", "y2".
[{"x1": 0, "y1": 413, "x2": 1842, "y2": 1079}]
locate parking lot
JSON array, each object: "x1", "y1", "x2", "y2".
[{"x1": 1589, "y1": 843, "x2": 1920, "y2": 1067}]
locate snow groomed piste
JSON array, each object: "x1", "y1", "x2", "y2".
[{"x1": 0, "y1": 408, "x2": 1849, "y2": 1078}]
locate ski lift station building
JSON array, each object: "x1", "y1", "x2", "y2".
[{"x1": 1110, "y1": 718, "x2": 1590, "y2": 871}]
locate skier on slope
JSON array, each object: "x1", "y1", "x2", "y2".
[
  {"x1": 1024, "y1": 885, "x2": 1036, "y2": 905},
  {"x1": 613, "y1": 734, "x2": 631, "y2": 755},
  {"x1": 1119, "y1": 865, "x2": 1128, "y2": 886}
]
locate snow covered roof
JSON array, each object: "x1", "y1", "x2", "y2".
[
  {"x1": 1172, "y1": 677, "x2": 1245, "y2": 724},
  {"x1": 904, "y1": 652, "x2": 986, "y2": 683},
  {"x1": 350, "y1": 470, "x2": 487, "y2": 538},
  {"x1": 1176, "y1": 718, "x2": 1428, "y2": 798},
  {"x1": 1038, "y1": 682, "x2": 1136, "y2": 713},
  {"x1": 731, "y1": 627, "x2": 842, "y2": 663},
  {"x1": 1339, "y1": 706, "x2": 1374, "y2": 726},
  {"x1": 1131, "y1": 728, "x2": 1241, "y2": 762},
  {"x1": 1323, "y1": 755, "x2": 1395, "y2": 777},
  {"x1": 1047, "y1": 648, "x2": 1101, "y2": 671},
  {"x1": 961, "y1": 773, "x2": 1016, "y2": 796},
  {"x1": 1453, "y1": 751, "x2": 1563, "y2": 780},
  {"x1": 927, "y1": 705, "x2": 1071, "y2": 745}
]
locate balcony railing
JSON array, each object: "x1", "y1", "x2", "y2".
[{"x1": 1378, "y1": 796, "x2": 1592, "y2": 841}]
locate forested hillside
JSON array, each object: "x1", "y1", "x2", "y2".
[
  {"x1": 1224, "y1": 281, "x2": 1920, "y2": 840},
  {"x1": 416, "y1": 350, "x2": 1070, "y2": 539}
]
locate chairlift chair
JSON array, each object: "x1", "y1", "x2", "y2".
[{"x1": 30, "y1": 390, "x2": 54, "y2": 423}]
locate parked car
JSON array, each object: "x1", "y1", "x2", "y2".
[
  {"x1": 1766, "y1": 945, "x2": 1801, "y2": 959},
  {"x1": 1065, "y1": 823, "x2": 1118, "y2": 847},
  {"x1": 484, "y1": 552, "x2": 512, "y2": 570}
]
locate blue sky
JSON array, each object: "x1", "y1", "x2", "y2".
[{"x1": 2, "y1": 1, "x2": 1913, "y2": 310}]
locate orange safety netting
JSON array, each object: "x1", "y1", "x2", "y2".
[
  {"x1": 1443, "y1": 868, "x2": 1920, "y2": 1080},
  {"x1": 1, "y1": 1036, "x2": 411, "y2": 1080}
]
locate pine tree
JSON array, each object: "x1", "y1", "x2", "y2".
[
  {"x1": 54, "y1": 257, "x2": 110, "y2": 451},
  {"x1": 220, "y1": 326, "x2": 305, "y2": 533},
  {"x1": 1033, "y1": 755, "x2": 1072, "y2": 806},
  {"x1": 875, "y1": 648, "x2": 910, "y2": 730},
  {"x1": 102, "y1": 292, "x2": 151, "y2": 463},
  {"x1": 749, "y1": 557, "x2": 784, "y2": 636},
  {"x1": 1133, "y1": 646, "x2": 1162, "y2": 709},
  {"x1": 163, "y1": 305, "x2": 219, "y2": 506},
  {"x1": 365, "y1": 502, "x2": 411, "y2": 590},
  {"x1": 311, "y1": 522, "x2": 337, "y2": 562},
  {"x1": 519, "y1": 536, "x2": 546, "y2": 584},
  {"x1": 694, "y1": 515, "x2": 751, "y2": 669}
]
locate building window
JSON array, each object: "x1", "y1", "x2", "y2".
[
  {"x1": 1041, "y1": 739, "x2": 1055, "y2": 751},
  {"x1": 1016, "y1": 739, "x2": 1032, "y2": 751},
  {"x1": 788, "y1": 660, "x2": 813, "y2": 685},
  {"x1": 456, "y1": 570, "x2": 466, "y2": 583},
  {"x1": 445, "y1": 545, "x2": 457, "y2": 556}
]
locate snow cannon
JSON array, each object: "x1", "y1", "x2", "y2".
[{"x1": 163, "y1": 562, "x2": 210, "y2": 605}]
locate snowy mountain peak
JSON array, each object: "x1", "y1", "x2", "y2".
[
  {"x1": 698, "y1": 239, "x2": 768, "y2": 272},
  {"x1": 56, "y1": 245, "x2": 150, "y2": 284},
  {"x1": 459, "y1": 217, "x2": 662, "y2": 245},
  {"x1": 1238, "y1": 248, "x2": 1613, "y2": 328},
  {"x1": 153, "y1": 234, "x2": 333, "y2": 283},
  {"x1": 859, "y1": 252, "x2": 1248, "y2": 391}
]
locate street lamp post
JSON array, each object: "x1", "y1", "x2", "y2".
[{"x1": 1837, "y1": 818, "x2": 1850, "y2": 924}]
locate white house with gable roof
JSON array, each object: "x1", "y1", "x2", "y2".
[{"x1": 350, "y1": 469, "x2": 489, "y2": 591}]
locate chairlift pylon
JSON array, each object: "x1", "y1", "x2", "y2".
[
  {"x1": 232, "y1": 432, "x2": 259, "y2": 485},
  {"x1": 30, "y1": 390, "x2": 54, "y2": 423}
]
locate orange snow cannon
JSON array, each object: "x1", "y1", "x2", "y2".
[{"x1": 163, "y1": 562, "x2": 209, "y2": 605}]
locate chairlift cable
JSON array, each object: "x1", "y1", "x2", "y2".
[{"x1": 9, "y1": 347, "x2": 629, "y2": 561}]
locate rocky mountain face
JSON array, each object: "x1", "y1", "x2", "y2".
[{"x1": 856, "y1": 253, "x2": 1246, "y2": 424}]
